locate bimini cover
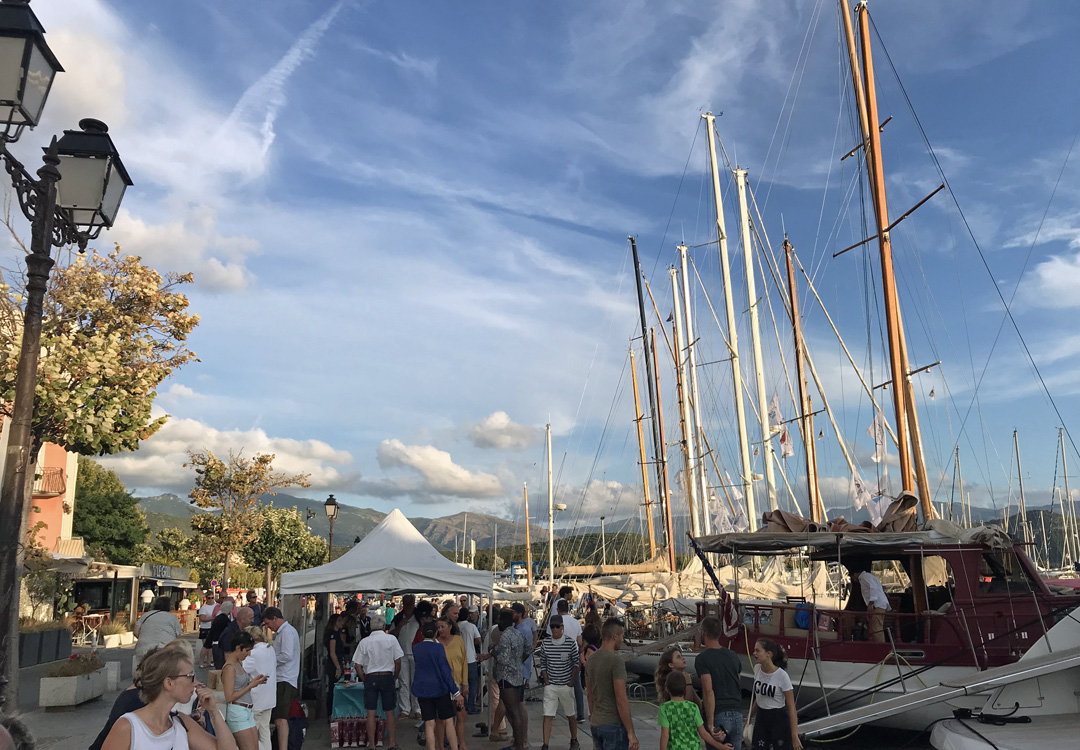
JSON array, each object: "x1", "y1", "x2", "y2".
[{"x1": 279, "y1": 508, "x2": 494, "y2": 595}]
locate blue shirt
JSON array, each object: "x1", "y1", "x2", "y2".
[
  {"x1": 517, "y1": 619, "x2": 536, "y2": 682},
  {"x1": 412, "y1": 640, "x2": 459, "y2": 699}
]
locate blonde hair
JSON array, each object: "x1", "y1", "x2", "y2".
[
  {"x1": 244, "y1": 625, "x2": 267, "y2": 643},
  {"x1": 164, "y1": 638, "x2": 194, "y2": 663},
  {"x1": 134, "y1": 647, "x2": 191, "y2": 703}
]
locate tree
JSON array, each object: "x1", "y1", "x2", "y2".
[
  {"x1": 72, "y1": 457, "x2": 148, "y2": 564},
  {"x1": 187, "y1": 451, "x2": 310, "y2": 589},
  {"x1": 244, "y1": 506, "x2": 327, "y2": 602},
  {"x1": 0, "y1": 248, "x2": 199, "y2": 457}
]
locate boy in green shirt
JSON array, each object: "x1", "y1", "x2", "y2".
[{"x1": 659, "y1": 672, "x2": 733, "y2": 750}]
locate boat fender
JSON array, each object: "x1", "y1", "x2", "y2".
[{"x1": 652, "y1": 584, "x2": 670, "y2": 601}]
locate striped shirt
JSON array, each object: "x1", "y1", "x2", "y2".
[{"x1": 539, "y1": 635, "x2": 580, "y2": 686}]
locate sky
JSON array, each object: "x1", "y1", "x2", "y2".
[{"x1": 13, "y1": 0, "x2": 1080, "y2": 536}]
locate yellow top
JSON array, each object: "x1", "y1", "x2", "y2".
[{"x1": 442, "y1": 634, "x2": 468, "y2": 689}]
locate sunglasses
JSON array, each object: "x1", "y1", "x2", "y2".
[
  {"x1": 551, "y1": 624, "x2": 564, "y2": 628},
  {"x1": 171, "y1": 673, "x2": 197, "y2": 681}
]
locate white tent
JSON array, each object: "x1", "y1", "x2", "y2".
[{"x1": 279, "y1": 508, "x2": 494, "y2": 595}]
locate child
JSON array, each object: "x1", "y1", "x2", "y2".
[
  {"x1": 659, "y1": 671, "x2": 732, "y2": 750},
  {"x1": 654, "y1": 647, "x2": 703, "y2": 711},
  {"x1": 747, "y1": 639, "x2": 802, "y2": 750}
]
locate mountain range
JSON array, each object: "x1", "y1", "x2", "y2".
[{"x1": 138, "y1": 493, "x2": 549, "y2": 551}]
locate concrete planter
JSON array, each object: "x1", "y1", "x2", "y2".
[
  {"x1": 39, "y1": 668, "x2": 106, "y2": 708},
  {"x1": 120, "y1": 632, "x2": 135, "y2": 646},
  {"x1": 102, "y1": 634, "x2": 122, "y2": 649},
  {"x1": 19, "y1": 632, "x2": 41, "y2": 667}
]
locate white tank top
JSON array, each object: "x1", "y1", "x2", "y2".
[{"x1": 121, "y1": 712, "x2": 190, "y2": 750}]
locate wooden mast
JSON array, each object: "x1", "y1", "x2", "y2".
[
  {"x1": 630, "y1": 347, "x2": 658, "y2": 558},
  {"x1": 653, "y1": 328, "x2": 678, "y2": 571},
  {"x1": 523, "y1": 482, "x2": 533, "y2": 587},
  {"x1": 853, "y1": 1, "x2": 928, "y2": 515},
  {"x1": 671, "y1": 267, "x2": 702, "y2": 536},
  {"x1": 784, "y1": 237, "x2": 822, "y2": 521},
  {"x1": 1060, "y1": 428, "x2": 1076, "y2": 567},
  {"x1": 630, "y1": 237, "x2": 667, "y2": 511}
]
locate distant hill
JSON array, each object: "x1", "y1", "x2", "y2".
[{"x1": 134, "y1": 493, "x2": 546, "y2": 551}]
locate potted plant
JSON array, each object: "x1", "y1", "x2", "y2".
[
  {"x1": 19, "y1": 618, "x2": 73, "y2": 667},
  {"x1": 99, "y1": 619, "x2": 130, "y2": 649},
  {"x1": 39, "y1": 653, "x2": 106, "y2": 707}
]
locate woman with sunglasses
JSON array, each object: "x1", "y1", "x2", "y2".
[{"x1": 102, "y1": 647, "x2": 238, "y2": 750}]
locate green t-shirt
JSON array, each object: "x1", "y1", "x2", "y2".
[
  {"x1": 585, "y1": 649, "x2": 627, "y2": 727},
  {"x1": 658, "y1": 699, "x2": 704, "y2": 750},
  {"x1": 695, "y1": 647, "x2": 743, "y2": 712}
]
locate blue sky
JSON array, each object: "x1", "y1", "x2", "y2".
[{"x1": 19, "y1": 0, "x2": 1080, "y2": 532}]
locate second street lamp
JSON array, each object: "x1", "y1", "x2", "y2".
[
  {"x1": 324, "y1": 494, "x2": 339, "y2": 561},
  {"x1": 0, "y1": 0, "x2": 131, "y2": 707}
]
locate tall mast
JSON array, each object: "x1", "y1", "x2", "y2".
[
  {"x1": 784, "y1": 238, "x2": 822, "y2": 521},
  {"x1": 670, "y1": 268, "x2": 702, "y2": 536},
  {"x1": 735, "y1": 169, "x2": 778, "y2": 510},
  {"x1": 653, "y1": 328, "x2": 678, "y2": 570},
  {"x1": 630, "y1": 347, "x2": 658, "y2": 557},
  {"x1": 955, "y1": 447, "x2": 969, "y2": 527},
  {"x1": 547, "y1": 423, "x2": 555, "y2": 594},
  {"x1": 630, "y1": 237, "x2": 666, "y2": 509},
  {"x1": 853, "y1": 2, "x2": 922, "y2": 509},
  {"x1": 1015, "y1": 430, "x2": 1032, "y2": 546},
  {"x1": 679, "y1": 243, "x2": 712, "y2": 533},
  {"x1": 1060, "y1": 428, "x2": 1075, "y2": 567},
  {"x1": 523, "y1": 482, "x2": 533, "y2": 587},
  {"x1": 703, "y1": 112, "x2": 757, "y2": 528}
]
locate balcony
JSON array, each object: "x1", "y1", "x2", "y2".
[{"x1": 33, "y1": 467, "x2": 67, "y2": 498}]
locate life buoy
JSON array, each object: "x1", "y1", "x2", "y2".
[{"x1": 651, "y1": 584, "x2": 670, "y2": 601}]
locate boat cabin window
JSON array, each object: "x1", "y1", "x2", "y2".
[{"x1": 977, "y1": 551, "x2": 1036, "y2": 594}]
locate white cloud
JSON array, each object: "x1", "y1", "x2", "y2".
[
  {"x1": 375, "y1": 439, "x2": 503, "y2": 499},
  {"x1": 96, "y1": 416, "x2": 358, "y2": 495},
  {"x1": 468, "y1": 412, "x2": 541, "y2": 451},
  {"x1": 351, "y1": 42, "x2": 438, "y2": 83}
]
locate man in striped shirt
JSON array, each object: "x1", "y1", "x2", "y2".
[{"x1": 539, "y1": 615, "x2": 580, "y2": 750}]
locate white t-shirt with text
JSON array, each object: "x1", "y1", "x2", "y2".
[{"x1": 752, "y1": 664, "x2": 793, "y2": 710}]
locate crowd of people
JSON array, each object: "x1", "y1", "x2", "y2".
[{"x1": 82, "y1": 586, "x2": 802, "y2": 750}]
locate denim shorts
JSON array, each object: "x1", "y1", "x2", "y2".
[
  {"x1": 592, "y1": 722, "x2": 628, "y2": 750},
  {"x1": 713, "y1": 709, "x2": 744, "y2": 750}
]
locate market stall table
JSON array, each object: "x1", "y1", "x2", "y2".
[{"x1": 330, "y1": 681, "x2": 386, "y2": 748}]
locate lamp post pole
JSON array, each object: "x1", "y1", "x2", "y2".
[
  {"x1": 324, "y1": 494, "x2": 339, "y2": 562},
  {"x1": 600, "y1": 516, "x2": 606, "y2": 566}
]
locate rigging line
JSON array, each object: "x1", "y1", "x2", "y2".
[
  {"x1": 650, "y1": 121, "x2": 703, "y2": 279},
  {"x1": 756, "y1": 0, "x2": 827, "y2": 210},
  {"x1": 868, "y1": 14, "x2": 1080, "y2": 464}
]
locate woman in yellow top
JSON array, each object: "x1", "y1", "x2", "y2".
[{"x1": 437, "y1": 617, "x2": 470, "y2": 750}]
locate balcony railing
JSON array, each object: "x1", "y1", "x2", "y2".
[{"x1": 32, "y1": 466, "x2": 67, "y2": 497}]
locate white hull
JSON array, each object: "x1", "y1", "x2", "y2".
[{"x1": 626, "y1": 650, "x2": 987, "y2": 732}]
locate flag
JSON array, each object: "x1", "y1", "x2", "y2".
[
  {"x1": 767, "y1": 392, "x2": 782, "y2": 431},
  {"x1": 710, "y1": 496, "x2": 734, "y2": 533},
  {"x1": 850, "y1": 469, "x2": 872, "y2": 511},
  {"x1": 867, "y1": 410, "x2": 887, "y2": 463},
  {"x1": 818, "y1": 429, "x2": 824, "y2": 439},
  {"x1": 929, "y1": 387, "x2": 936, "y2": 400},
  {"x1": 868, "y1": 496, "x2": 887, "y2": 526},
  {"x1": 780, "y1": 426, "x2": 795, "y2": 457},
  {"x1": 667, "y1": 311, "x2": 674, "y2": 323}
]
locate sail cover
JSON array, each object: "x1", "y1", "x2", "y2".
[{"x1": 279, "y1": 508, "x2": 495, "y2": 595}]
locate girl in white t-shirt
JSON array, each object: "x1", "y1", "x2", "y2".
[{"x1": 747, "y1": 638, "x2": 801, "y2": 750}]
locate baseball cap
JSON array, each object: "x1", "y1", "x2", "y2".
[{"x1": 510, "y1": 602, "x2": 527, "y2": 615}]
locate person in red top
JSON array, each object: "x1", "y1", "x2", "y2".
[{"x1": 412, "y1": 602, "x2": 435, "y2": 647}]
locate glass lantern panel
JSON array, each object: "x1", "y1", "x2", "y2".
[
  {"x1": 67, "y1": 206, "x2": 100, "y2": 227},
  {"x1": 100, "y1": 161, "x2": 127, "y2": 225},
  {"x1": 54, "y1": 154, "x2": 108, "y2": 216},
  {"x1": 0, "y1": 37, "x2": 26, "y2": 111},
  {"x1": 21, "y1": 42, "x2": 55, "y2": 125}
]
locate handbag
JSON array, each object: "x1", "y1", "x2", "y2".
[{"x1": 743, "y1": 719, "x2": 754, "y2": 746}]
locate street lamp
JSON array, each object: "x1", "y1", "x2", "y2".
[
  {"x1": 600, "y1": 516, "x2": 607, "y2": 566},
  {"x1": 0, "y1": 0, "x2": 131, "y2": 707},
  {"x1": 324, "y1": 494, "x2": 339, "y2": 561}
]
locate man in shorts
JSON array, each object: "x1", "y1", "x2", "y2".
[
  {"x1": 354, "y1": 617, "x2": 403, "y2": 749},
  {"x1": 264, "y1": 607, "x2": 299, "y2": 750},
  {"x1": 539, "y1": 615, "x2": 580, "y2": 750}
]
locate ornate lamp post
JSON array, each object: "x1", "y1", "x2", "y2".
[
  {"x1": 324, "y1": 493, "x2": 339, "y2": 561},
  {"x1": 0, "y1": 0, "x2": 132, "y2": 707}
]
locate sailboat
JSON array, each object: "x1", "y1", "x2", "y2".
[{"x1": 610, "y1": 0, "x2": 1080, "y2": 734}]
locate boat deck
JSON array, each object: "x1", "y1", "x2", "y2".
[{"x1": 930, "y1": 715, "x2": 1080, "y2": 750}]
